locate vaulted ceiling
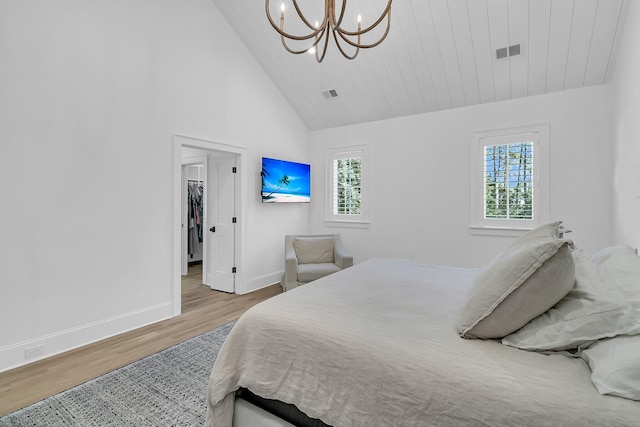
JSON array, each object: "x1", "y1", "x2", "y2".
[{"x1": 211, "y1": 0, "x2": 628, "y2": 130}]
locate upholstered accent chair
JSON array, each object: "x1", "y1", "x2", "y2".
[{"x1": 282, "y1": 234, "x2": 353, "y2": 292}]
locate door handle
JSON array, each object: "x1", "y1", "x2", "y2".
[{"x1": 209, "y1": 226, "x2": 215, "y2": 233}]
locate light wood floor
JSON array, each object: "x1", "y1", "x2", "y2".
[{"x1": 0, "y1": 264, "x2": 282, "y2": 416}]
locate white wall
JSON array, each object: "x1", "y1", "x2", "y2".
[
  {"x1": 310, "y1": 85, "x2": 614, "y2": 268},
  {"x1": 611, "y1": 0, "x2": 640, "y2": 249},
  {"x1": 0, "y1": 0, "x2": 310, "y2": 372}
]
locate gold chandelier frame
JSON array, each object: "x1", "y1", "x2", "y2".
[{"x1": 265, "y1": 0, "x2": 393, "y2": 63}]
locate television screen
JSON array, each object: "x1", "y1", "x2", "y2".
[{"x1": 261, "y1": 157, "x2": 311, "y2": 203}]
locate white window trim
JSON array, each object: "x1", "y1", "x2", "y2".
[
  {"x1": 325, "y1": 144, "x2": 370, "y2": 228},
  {"x1": 469, "y1": 124, "x2": 549, "y2": 237}
]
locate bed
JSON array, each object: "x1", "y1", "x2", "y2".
[{"x1": 206, "y1": 223, "x2": 640, "y2": 426}]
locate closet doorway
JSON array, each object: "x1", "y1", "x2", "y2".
[
  {"x1": 181, "y1": 156, "x2": 206, "y2": 274},
  {"x1": 173, "y1": 135, "x2": 245, "y2": 317}
]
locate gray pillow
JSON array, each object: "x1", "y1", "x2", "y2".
[
  {"x1": 458, "y1": 222, "x2": 575, "y2": 339},
  {"x1": 293, "y1": 237, "x2": 334, "y2": 264}
]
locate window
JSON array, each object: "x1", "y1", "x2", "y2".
[
  {"x1": 484, "y1": 141, "x2": 533, "y2": 220},
  {"x1": 326, "y1": 145, "x2": 369, "y2": 226},
  {"x1": 470, "y1": 124, "x2": 548, "y2": 236},
  {"x1": 333, "y1": 157, "x2": 362, "y2": 215}
]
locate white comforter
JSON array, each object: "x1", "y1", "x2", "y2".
[{"x1": 206, "y1": 258, "x2": 640, "y2": 426}]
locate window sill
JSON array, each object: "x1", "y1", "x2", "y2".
[
  {"x1": 324, "y1": 219, "x2": 371, "y2": 229},
  {"x1": 469, "y1": 225, "x2": 532, "y2": 237}
]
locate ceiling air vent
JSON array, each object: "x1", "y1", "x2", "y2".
[
  {"x1": 322, "y1": 89, "x2": 339, "y2": 99},
  {"x1": 496, "y1": 44, "x2": 521, "y2": 60}
]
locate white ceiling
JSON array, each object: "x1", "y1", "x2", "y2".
[{"x1": 211, "y1": 0, "x2": 628, "y2": 131}]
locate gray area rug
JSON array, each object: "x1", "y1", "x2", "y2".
[{"x1": 0, "y1": 321, "x2": 235, "y2": 427}]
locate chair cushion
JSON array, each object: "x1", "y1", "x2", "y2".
[
  {"x1": 297, "y1": 263, "x2": 341, "y2": 283},
  {"x1": 293, "y1": 237, "x2": 334, "y2": 264}
]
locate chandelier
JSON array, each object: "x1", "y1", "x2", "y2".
[{"x1": 265, "y1": 0, "x2": 393, "y2": 63}]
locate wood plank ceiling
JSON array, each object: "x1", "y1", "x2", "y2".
[{"x1": 211, "y1": 0, "x2": 628, "y2": 131}]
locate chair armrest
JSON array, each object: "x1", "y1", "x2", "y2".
[
  {"x1": 283, "y1": 237, "x2": 299, "y2": 291},
  {"x1": 334, "y1": 238, "x2": 353, "y2": 269},
  {"x1": 284, "y1": 245, "x2": 299, "y2": 273}
]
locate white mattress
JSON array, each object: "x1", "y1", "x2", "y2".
[{"x1": 206, "y1": 258, "x2": 640, "y2": 426}]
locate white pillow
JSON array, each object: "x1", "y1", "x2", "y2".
[
  {"x1": 503, "y1": 245, "x2": 640, "y2": 351},
  {"x1": 458, "y1": 222, "x2": 575, "y2": 339},
  {"x1": 580, "y1": 335, "x2": 640, "y2": 401}
]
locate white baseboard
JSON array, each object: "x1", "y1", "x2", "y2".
[
  {"x1": 241, "y1": 271, "x2": 284, "y2": 295},
  {"x1": 0, "y1": 302, "x2": 174, "y2": 373}
]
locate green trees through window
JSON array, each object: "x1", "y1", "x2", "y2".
[
  {"x1": 327, "y1": 145, "x2": 368, "y2": 225},
  {"x1": 484, "y1": 142, "x2": 533, "y2": 220},
  {"x1": 333, "y1": 157, "x2": 362, "y2": 215}
]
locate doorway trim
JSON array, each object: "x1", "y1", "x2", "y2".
[{"x1": 173, "y1": 134, "x2": 247, "y2": 317}]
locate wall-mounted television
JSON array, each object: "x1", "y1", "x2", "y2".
[{"x1": 261, "y1": 157, "x2": 311, "y2": 203}]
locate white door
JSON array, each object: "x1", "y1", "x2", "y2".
[{"x1": 203, "y1": 153, "x2": 236, "y2": 292}]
